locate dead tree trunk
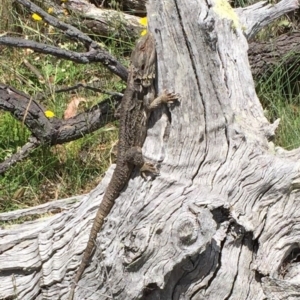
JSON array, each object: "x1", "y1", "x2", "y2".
[
  {"x1": 249, "y1": 32, "x2": 300, "y2": 78},
  {"x1": 1, "y1": 0, "x2": 300, "y2": 299}
]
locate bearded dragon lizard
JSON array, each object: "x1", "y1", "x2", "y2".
[{"x1": 68, "y1": 32, "x2": 178, "y2": 299}]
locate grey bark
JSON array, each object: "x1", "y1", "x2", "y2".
[
  {"x1": 61, "y1": 0, "x2": 146, "y2": 39},
  {"x1": 249, "y1": 32, "x2": 300, "y2": 78},
  {"x1": 1, "y1": 0, "x2": 300, "y2": 299}
]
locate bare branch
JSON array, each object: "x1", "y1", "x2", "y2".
[
  {"x1": 0, "y1": 83, "x2": 119, "y2": 143},
  {"x1": 0, "y1": 195, "x2": 84, "y2": 222},
  {"x1": 0, "y1": 83, "x2": 121, "y2": 174},
  {"x1": 0, "y1": 137, "x2": 40, "y2": 174},
  {"x1": 0, "y1": 36, "x2": 128, "y2": 80},
  {"x1": 51, "y1": 84, "x2": 123, "y2": 97},
  {"x1": 16, "y1": 0, "x2": 96, "y2": 47},
  {"x1": 3, "y1": 0, "x2": 129, "y2": 80},
  {"x1": 237, "y1": 0, "x2": 299, "y2": 39},
  {"x1": 66, "y1": 0, "x2": 144, "y2": 38}
]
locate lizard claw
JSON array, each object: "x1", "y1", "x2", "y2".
[
  {"x1": 140, "y1": 162, "x2": 159, "y2": 179},
  {"x1": 161, "y1": 90, "x2": 180, "y2": 104}
]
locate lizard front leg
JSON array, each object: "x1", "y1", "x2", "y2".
[{"x1": 148, "y1": 90, "x2": 179, "y2": 110}]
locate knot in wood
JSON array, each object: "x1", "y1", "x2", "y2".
[
  {"x1": 198, "y1": 16, "x2": 217, "y2": 50},
  {"x1": 175, "y1": 214, "x2": 199, "y2": 247},
  {"x1": 198, "y1": 16, "x2": 215, "y2": 33},
  {"x1": 178, "y1": 220, "x2": 197, "y2": 246}
]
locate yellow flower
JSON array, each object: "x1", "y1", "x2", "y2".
[
  {"x1": 45, "y1": 110, "x2": 55, "y2": 118},
  {"x1": 139, "y1": 17, "x2": 147, "y2": 27},
  {"x1": 32, "y1": 13, "x2": 42, "y2": 21},
  {"x1": 140, "y1": 29, "x2": 147, "y2": 36},
  {"x1": 47, "y1": 7, "x2": 54, "y2": 14},
  {"x1": 139, "y1": 17, "x2": 148, "y2": 36}
]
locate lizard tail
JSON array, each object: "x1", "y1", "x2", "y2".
[{"x1": 68, "y1": 193, "x2": 117, "y2": 299}]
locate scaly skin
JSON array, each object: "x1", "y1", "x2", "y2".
[{"x1": 68, "y1": 32, "x2": 178, "y2": 299}]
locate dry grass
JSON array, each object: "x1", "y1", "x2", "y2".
[{"x1": 0, "y1": 1, "x2": 127, "y2": 212}]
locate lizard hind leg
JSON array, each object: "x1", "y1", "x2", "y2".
[{"x1": 125, "y1": 146, "x2": 159, "y2": 178}]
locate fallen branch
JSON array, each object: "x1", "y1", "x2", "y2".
[
  {"x1": 0, "y1": 136, "x2": 40, "y2": 174},
  {"x1": 0, "y1": 83, "x2": 121, "y2": 174},
  {"x1": 249, "y1": 32, "x2": 300, "y2": 78},
  {"x1": 0, "y1": 36, "x2": 128, "y2": 80},
  {"x1": 0, "y1": 194, "x2": 84, "y2": 223}
]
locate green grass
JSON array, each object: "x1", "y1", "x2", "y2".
[
  {"x1": 0, "y1": 110, "x2": 118, "y2": 211},
  {"x1": 0, "y1": 44, "x2": 121, "y2": 209},
  {"x1": 1, "y1": 1, "x2": 300, "y2": 213},
  {"x1": 256, "y1": 53, "x2": 300, "y2": 149},
  {"x1": 0, "y1": 1, "x2": 127, "y2": 212}
]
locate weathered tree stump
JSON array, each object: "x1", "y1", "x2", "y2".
[{"x1": 1, "y1": 0, "x2": 300, "y2": 299}]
